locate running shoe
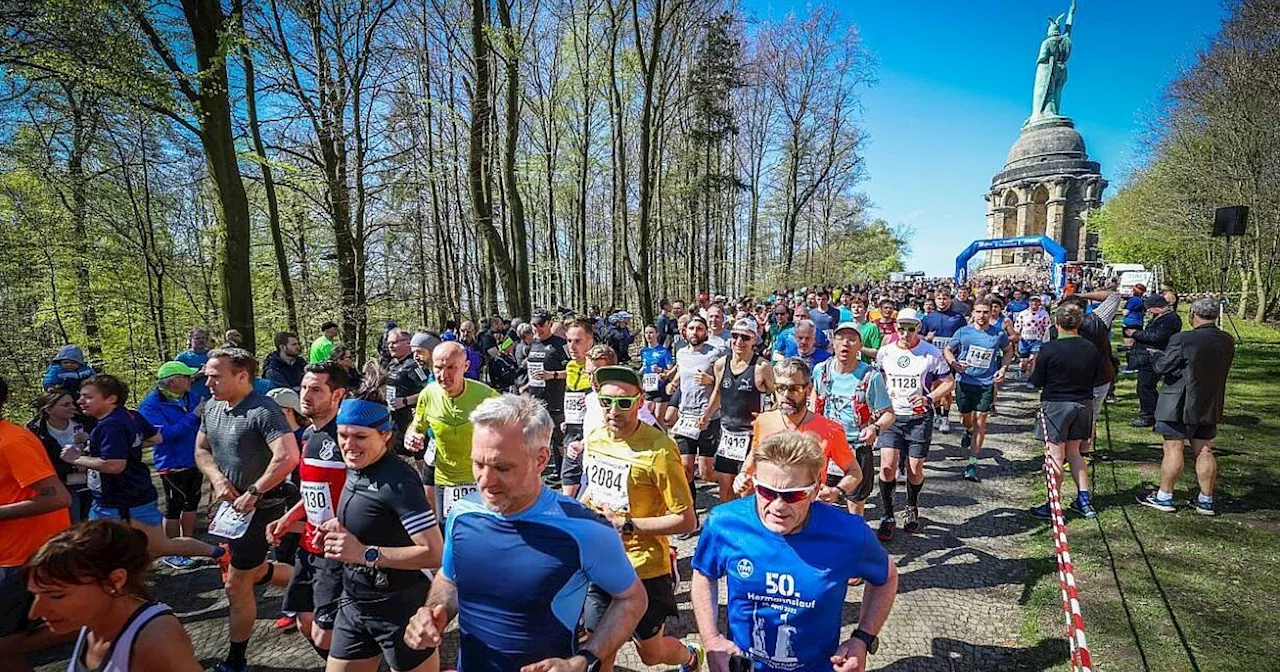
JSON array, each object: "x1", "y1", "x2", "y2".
[
  {"x1": 1137, "y1": 492, "x2": 1176, "y2": 513},
  {"x1": 1188, "y1": 499, "x2": 1216, "y2": 516},
  {"x1": 210, "y1": 662, "x2": 248, "y2": 672},
  {"x1": 903, "y1": 506, "x2": 920, "y2": 533},
  {"x1": 216, "y1": 542, "x2": 232, "y2": 583},
  {"x1": 932, "y1": 415, "x2": 942, "y2": 430},
  {"x1": 960, "y1": 431, "x2": 972, "y2": 451},
  {"x1": 1029, "y1": 502, "x2": 1052, "y2": 520},
  {"x1": 679, "y1": 641, "x2": 705, "y2": 672},
  {"x1": 1070, "y1": 498, "x2": 1098, "y2": 520},
  {"x1": 876, "y1": 515, "x2": 895, "y2": 542},
  {"x1": 274, "y1": 613, "x2": 297, "y2": 631},
  {"x1": 162, "y1": 555, "x2": 195, "y2": 570},
  {"x1": 963, "y1": 464, "x2": 979, "y2": 482},
  {"x1": 1129, "y1": 417, "x2": 1154, "y2": 428},
  {"x1": 938, "y1": 417, "x2": 951, "y2": 434},
  {"x1": 1106, "y1": 393, "x2": 1118, "y2": 404}
]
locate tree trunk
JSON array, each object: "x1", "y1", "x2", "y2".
[{"x1": 65, "y1": 89, "x2": 103, "y2": 360}]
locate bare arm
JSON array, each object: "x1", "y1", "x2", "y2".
[
  {"x1": 579, "y1": 578, "x2": 647, "y2": 661},
  {"x1": 70, "y1": 456, "x2": 126, "y2": 475},
  {"x1": 701, "y1": 359, "x2": 726, "y2": 423},
  {"x1": 194, "y1": 429, "x2": 226, "y2": 487},
  {"x1": 321, "y1": 518, "x2": 444, "y2": 570},
  {"x1": 756, "y1": 360, "x2": 775, "y2": 394},
  {"x1": 132, "y1": 614, "x2": 205, "y2": 672},
  {"x1": 630, "y1": 507, "x2": 696, "y2": 536},
  {"x1": 692, "y1": 570, "x2": 741, "y2": 671},
  {"x1": 252, "y1": 432, "x2": 301, "y2": 494},
  {"x1": 854, "y1": 561, "x2": 898, "y2": 636},
  {"x1": 0, "y1": 476, "x2": 70, "y2": 521}
]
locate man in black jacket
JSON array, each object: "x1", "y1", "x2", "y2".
[
  {"x1": 1129, "y1": 295, "x2": 1182, "y2": 427},
  {"x1": 1139, "y1": 298, "x2": 1235, "y2": 516},
  {"x1": 263, "y1": 332, "x2": 306, "y2": 390}
]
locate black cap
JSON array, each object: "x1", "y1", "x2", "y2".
[
  {"x1": 1143, "y1": 295, "x2": 1169, "y2": 309},
  {"x1": 321, "y1": 320, "x2": 339, "y2": 331},
  {"x1": 531, "y1": 309, "x2": 553, "y2": 325}
]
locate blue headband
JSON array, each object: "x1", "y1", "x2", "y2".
[{"x1": 337, "y1": 398, "x2": 393, "y2": 432}]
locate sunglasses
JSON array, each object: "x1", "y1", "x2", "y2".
[
  {"x1": 775, "y1": 383, "x2": 808, "y2": 395},
  {"x1": 755, "y1": 482, "x2": 817, "y2": 504},
  {"x1": 730, "y1": 332, "x2": 754, "y2": 341},
  {"x1": 597, "y1": 394, "x2": 642, "y2": 410},
  {"x1": 896, "y1": 325, "x2": 919, "y2": 333}
]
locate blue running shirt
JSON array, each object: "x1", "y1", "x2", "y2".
[
  {"x1": 812, "y1": 360, "x2": 892, "y2": 445},
  {"x1": 442, "y1": 487, "x2": 637, "y2": 672},
  {"x1": 947, "y1": 324, "x2": 1010, "y2": 386},
  {"x1": 692, "y1": 498, "x2": 890, "y2": 672}
]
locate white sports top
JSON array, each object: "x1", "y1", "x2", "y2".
[{"x1": 67, "y1": 602, "x2": 171, "y2": 672}]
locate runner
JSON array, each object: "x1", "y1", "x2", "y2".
[
  {"x1": 525, "y1": 309, "x2": 571, "y2": 486},
  {"x1": 580, "y1": 366, "x2": 702, "y2": 671},
  {"x1": 25, "y1": 520, "x2": 203, "y2": 672},
  {"x1": 1014, "y1": 296, "x2": 1051, "y2": 380},
  {"x1": 691, "y1": 431, "x2": 897, "y2": 672},
  {"x1": 403, "y1": 394, "x2": 646, "y2": 671},
  {"x1": 639, "y1": 325, "x2": 675, "y2": 423},
  {"x1": 921, "y1": 290, "x2": 967, "y2": 433},
  {"x1": 0, "y1": 375, "x2": 72, "y2": 672},
  {"x1": 66, "y1": 375, "x2": 223, "y2": 562},
  {"x1": 407, "y1": 342, "x2": 498, "y2": 516},
  {"x1": 558, "y1": 320, "x2": 597, "y2": 498},
  {"x1": 703, "y1": 319, "x2": 774, "y2": 503},
  {"x1": 312, "y1": 383, "x2": 443, "y2": 672},
  {"x1": 847, "y1": 295, "x2": 883, "y2": 364},
  {"x1": 735, "y1": 358, "x2": 860, "y2": 511},
  {"x1": 944, "y1": 299, "x2": 1013, "y2": 483},
  {"x1": 808, "y1": 289, "x2": 841, "y2": 338},
  {"x1": 267, "y1": 361, "x2": 349, "y2": 661},
  {"x1": 667, "y1": 316, "x2": 722, "y2": 489},
  {"x1": 137, "y1": 362, "x2": 207, "y2": 570},
  {"x1": 813, "y1": 324, "x2": 895, "y2": 516},
  {"x1": 705, "y1": 305, "x2": 731, "y2": 351},
  {"x1": 195, "y1": 348, "x2": 299, "y2": 672},
  {"x1": 790, "y1": 320, "x2": 831, "y2": 371},
  {"x1": 874, "y1": 309, "x2": 954, "y2": 542}
]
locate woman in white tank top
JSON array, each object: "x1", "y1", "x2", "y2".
[{"x1": 25, "y1": 520, "x2": 202, "y2": 672}]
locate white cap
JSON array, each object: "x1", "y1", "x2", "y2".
[{"x1": 896, "y1": 308, "x2": 922, "y2": 324}]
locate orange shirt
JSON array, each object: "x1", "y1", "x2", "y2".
[
  {"x1": 0, "y1": 420, "x2": 71, "y2": 567},
  {"x1": 752, "y1": 410, "x2": 853, "y2": 475}
]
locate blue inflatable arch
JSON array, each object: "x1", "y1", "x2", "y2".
[{"x1": 954, "y1": 235, "x2": 1068, "y2": 291}]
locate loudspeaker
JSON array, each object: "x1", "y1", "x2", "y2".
[{"x1": 1212, "y1": 206, "x2": 1248, "y2": 237}]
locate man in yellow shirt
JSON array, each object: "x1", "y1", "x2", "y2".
[
  {"x1": 582, "y1": 366, "x2": 702, "y2": 671},
  {"x1": 407, "y1": 341, "x2": 497, "y2": 518},
  {"x1": 560, "y1": 319, "x2": 597, "y2": 498}
]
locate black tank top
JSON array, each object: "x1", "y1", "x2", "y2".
[{"x1": 720, "y1": 354, "x2": 764, "y2": 432}]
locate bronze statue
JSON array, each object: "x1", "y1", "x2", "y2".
[{"x1": 1030, "y1": 0, "x2": 1076, "y2": 122}]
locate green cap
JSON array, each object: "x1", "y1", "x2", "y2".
[
  {"x1": 156, "y1": 361, "x2": 199, "y2": 380},
  {"x1": 594, "y1": 365, "x2": 642, "y2": 390}
]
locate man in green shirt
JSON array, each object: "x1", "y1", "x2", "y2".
[
  {"x1": 849, "y1": 295, "x2": 883, "y2": 364},
  {"x1": 308, "y1": 321, "x2": 339, "y2": 364},
  {"x1": 407, "y1": 341, "x2": 498, "y2": 518}
]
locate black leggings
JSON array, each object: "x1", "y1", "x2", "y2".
[{"x1": 159, "y1": 469, "x2": 203, "y2": 519}]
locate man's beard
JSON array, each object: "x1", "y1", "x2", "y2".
[
  {"x1": 690, "y1": 334, "x2": 707, "y2": 346},
  {"x1": 780, "y1": 398, "x2": 804, "y2": 416}
]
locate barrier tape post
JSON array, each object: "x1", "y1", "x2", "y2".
[{"x1": 1045, "y1": 454, "x2": 1094, "y2": 672}]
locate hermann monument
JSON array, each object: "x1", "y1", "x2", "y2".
[{"x1": 984, "y1": 0, "x2": 1107, "y2": 267}]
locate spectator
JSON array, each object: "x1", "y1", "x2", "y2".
[
  {"x1": 486, "y1": 335, "x2": 522, "y2": 393},
  {"x1": 604, "y1": 311, "x2": 635, "y2": 364},
  {"x1": 27, "y1": 390, "x2": 94, "y2": 522},
  {"x1": 137, "y1": 361, "x2": 206, "y2": 570},
  {"x1": 42, "y1": 345, "x2": 96, "y2": 395},
  {"x1": 330, "y1": 345, "x2": 362, "y2": 389},
  {"x1": 263, "y1": 331, "x2": 306, "y2": 390},
  {"x1": 309, "y1": 320, "x2": 339, "y2": 364},
  {"x1": 377, "y1": 320, "x2": 398, "y2": 367},
  {"x1": 1121, "y1": 283, "x2": 1148, "y2": 371},
  {"x1": 1130, "y1": 295, "x2": 1182, "y2": 427},
  {"x1": 458, "y1": 320, "x2": 484, "y2": 380},
  {"x1": 222, "y1": 329, "x2": 244, "y2": 349},
  {"x1": 513, "y1": 322, "x2": 536, "y2": 371},
  {"x1": 1140, "y1": 298, "x2": 1236, "y2": 515},
  {"x1": 0, "y1": 376, "x2": 73, "y2": 671},
  {"x1": 175, "y1": 328, "x2": 213, "y2": 401}
]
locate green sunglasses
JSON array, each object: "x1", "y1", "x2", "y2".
[{"x1": 597, "y1": 394, "x2": 642, "y2": 410}]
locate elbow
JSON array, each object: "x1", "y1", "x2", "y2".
[
  {"x1": 51, "y1": 485, "x2": 72, "y2": 510},
  {"x1": 676, "y1": 510, "x2": 698, "y2": 534}
]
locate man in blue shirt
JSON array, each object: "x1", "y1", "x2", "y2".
[
  {"x1": 808, "y1": 289, "x2": 841, "y2": 335},
  {"x1": 944, "y1": 298, "x2": 1012, "y2": 482},
  {"x1": 920, "y1": 290, "x2": 968, "y2": 434},
  {"x1": 403, "y1": 394, "x2": 645, "y2": 672},
  {"x1": 175, "y1": 328, "x2": 213, "y2": 400},
  {"x1": 692, "y1": 430, "x2": 897, "y2": 672}
]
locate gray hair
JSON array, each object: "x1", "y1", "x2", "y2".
[
  {"x1": 773, "y1": 356, "x2": 813, "y2": 384},
  {"x1": 794, "y1": 319, "x2": 817, "y2": 335},
  {"x1": 469, "y1": 393, "x2": 553, "y2": 455},
  {"x1": 516, "y1": 323, "x2": 534, "y2": 337},
  {"x1": 1189, "y1": 297, "x2": 1220, "y2": 321}
]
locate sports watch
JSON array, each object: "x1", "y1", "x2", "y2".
[
  {"x1": 620, "y1": 515, "x2": 636, "y2": 535},
  {"x1": 363, "y1": 545, "x2": 381, "y2": 568},
  {"x1": 852, "y1": 628, "x2": 879, "y2": 654}
]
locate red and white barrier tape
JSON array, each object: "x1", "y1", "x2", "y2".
[{"x1": 1045, "y1": 454, "x2": 1094, "y2": 672}]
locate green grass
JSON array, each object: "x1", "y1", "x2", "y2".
[{"x1": 1020, "y1": 315, "x2": 1280, "y2": 672}]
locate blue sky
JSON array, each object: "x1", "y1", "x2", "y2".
[{"x1": 742, "y1": 0, "x2": 1227, "y2": 275}]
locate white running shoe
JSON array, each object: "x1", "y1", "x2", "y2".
[{"x1": 939, "y1": 417, "x2": 951, "y2": 434}]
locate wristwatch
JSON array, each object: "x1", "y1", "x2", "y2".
[
  {"x1": 620, "y1": 515, "x2": 636, "y2": 535},
  {"x1": 246, "y1": 485, "x2": 262, "y2": 498},
  {"x1": 363, "y1": 545, "x2": 381, "y2": 568},
  {"x1": 576, "y1": 649, "x2": 602, "y2": 672},
  {"x1": 836, "y1": 485, "x2": 852, "y2": 499},
  {"x1": 852, "y1": 628, "x2": 879, "y2": 654}
]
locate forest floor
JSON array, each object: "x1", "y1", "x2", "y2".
[{"x1": 29, "y1": 383, "x2": 1116, "y2": 671}]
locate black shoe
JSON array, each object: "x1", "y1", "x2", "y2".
[
  {"x1": 960, "y1": 431, "x2": 972, "y2": 451},
  {"x1": 1129, "y1": 417, "x2": 1154, "y2": 428},
  {"x1": 903, "y1": 506, "x2": 920, "y2": 533},
  {"x1": 877, "y1": 516, "x2": 895, "y2": 542}
]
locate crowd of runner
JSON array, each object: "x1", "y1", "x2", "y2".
[{"x1": 0, "y1": 273, "x2": 1213, "y2": 672}]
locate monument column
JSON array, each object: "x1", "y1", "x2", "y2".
[
  {"x1": 1047, "y1": 177, "x2": 1070, "y2": 242},
  {"x1": 1015, "y1": 184, "x2": 1033, "y2": 263}
]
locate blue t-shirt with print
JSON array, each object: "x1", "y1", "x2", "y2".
[
  {"x1": 947, "y1": 324, "x2": 1010, "y2": 386},
  {"x1": 812, "y1": 360, "x2": 891, "y2": 445},
  {"x1": 87, "y1": 407, "x2": 159, "y2": 509},
  {"x1": 692, "y1": 498, "x2": 890, "y2": 672},
  {"x1": 640, "y1": 345, "x2": 674, "y2": 374}
]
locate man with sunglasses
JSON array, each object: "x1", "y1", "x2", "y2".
[
  {"x1": 702, "y1": 319, "x2": 774, "y2": 503},
  {"x1": 874, "y1": 309, "x2": 954, "y2": 542},
  {"x1": 943, "y1": 299, "x2": 1012, "y2": 483},
  {"x1": 580, "y1": 366, "x2": 701, "y2": 671},
  {"x1": 692, "y1": 431, "x2": 897, "y2": 672}
]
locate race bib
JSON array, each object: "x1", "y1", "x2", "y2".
[
  {"x1": 86, "y1": 469, "x2": 101, "y2": 492},
  {"x1": 672, "y1": 412, "x2": 702, "y2": 440},
  {"x1": 826, "y1": 458, "x2": 845, "y2": 478},
  {"x1": 886, "y1": 374, "x2": 919, "y2": 399},
  {"x1": 564, "y1": 391, "x2": 587, "y2": 425},
  {"x1": 642, "y1": 372, "x2": 660, "y2": 392},
  {"x1": 964, "y1": 346, "x2": 994, "y2": 370},
  {"x1": 300, "y1": 481, "x2": 335, "y2": 528},
  {"x1": 527, "y1": 361, "x2": 546, "y2": 388},
  {"x1": 441, "y1": 484, "x2": 479, "y2": 518},
  {"x1": 932, "y1": 336, "x2": 953, "y2": 350},
  {"x1": 385, "y1": 385, "x2": 397, "y2": 409},
  {"x1": 716, "y1": 430, "x2": 751, "y2": 462},
  {"x1": 584, "y1": 454, "x2": 631, "y2": 511},
  {"x1": 423, "y1": 437, "x2": 437, "y2": 466},
  {"x1": 209, "y1": 502, "x2": 255, "y2": 540}
]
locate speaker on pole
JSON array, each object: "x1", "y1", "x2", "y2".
[{"x1": 1212, "y1": 206, "x2": 1249, "y2": 237}]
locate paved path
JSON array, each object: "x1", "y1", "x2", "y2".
[{"x1": 35, "y1": 390, "x2": 1061, "y2": 672}]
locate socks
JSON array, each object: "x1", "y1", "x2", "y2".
[
  {"x1": 878, "y1": 479, "x2": 896, "y2": 516},
  {"x1": 1077, "y1": 490, "x2": 1092, "y2": 506},
  {"x1": 210, "y1": 545, "x2": 226, "y2": 560},
  {"x1": 309, "y1": 641, "x2": 330, "y2": 661},
  {"x1": 906, "y1": 480, "x2": 922, "y2": 508},
  {"x1": 1198, "y1": 493, "x2": 1213, "y2": 505},
  {"x1": 968, "y1": 455, "x2": 977, "y2": 465},
  {"x1": 1157, "y1": 489, "x2": 1174, "y2": 502},
  {"x1": 227, "y1": 640, "x2": 249, "y2": 669}
]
